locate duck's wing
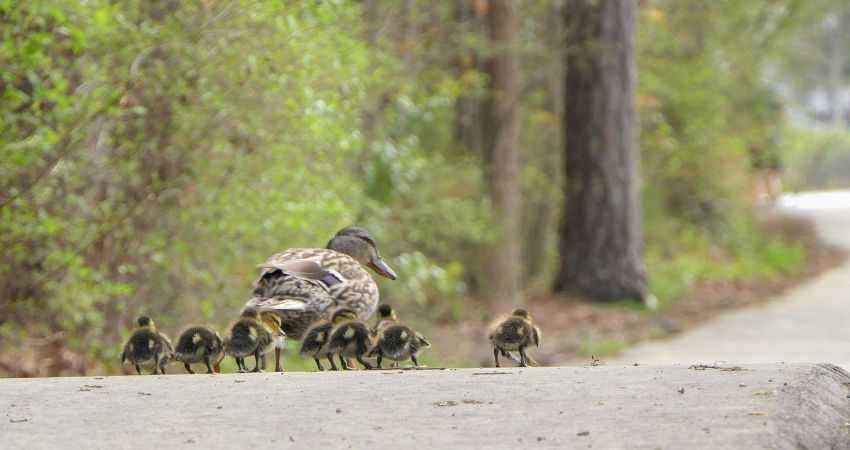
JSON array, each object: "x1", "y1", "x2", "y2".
[
  {"x1": 256, "y1": 259, "x2": 344, "y2": 292},
  {"x1": 245, "y1": 296, "x2": 309, "y2": 311},
  {"x1": 249, "y1": 248, "x2": 379, "y2": 319}
]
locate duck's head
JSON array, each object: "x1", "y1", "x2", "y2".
[
  {"x1": 511, "y1": 308, "x2": 532, "y2": 321},
  {"x1": 331, "y1": 307, "x2": 359, "y2": 325},
  {"x1": 260, "y1": 310, "x2": 285, "y2": 336},
  {"x1": 376, "y1": 304, "x2": 396, "y2": 321},
  {"x1": 240, "y1": 307, "x2": 262, "y2": 320},
  {"x1": 416, "y1": 332, "x2": 431, "y2": 348},
  {"x1": 327, "y1": 226, "x2": 397, "y2": 280},
  {"x1": 135, "y1": 316, "x2": 155, "y2": 330}
]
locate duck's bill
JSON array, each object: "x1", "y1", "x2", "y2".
[{"x1": 368, "y1": 257, "x2": 397, "y2": 280}]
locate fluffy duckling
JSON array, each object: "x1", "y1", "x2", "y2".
[
  {"x1": 367, "y1": 324, "x2": 430, "y2": 369},
  {"x1": 260, "y1": 310, "x2": 286, "y2": 372},
  {"x1": 120, "y1": 316, "x2": 173, "y2": 375},
  {"x1": 173, "y1": 326, "x2": 224, "y2": 374},
  {"x1": 371, "y1": 303, "x2": 398, "y2": 336},
  {"x1": 327, "y1": 308, "x2": 373, "y2": 370},
  {"x1": 488, "y1": 308, "x2": 541, "y2": 367},
  {"x1": 224, "y1": 308, "x2": 281, "y2": 372},
  {"x1": 299, "y1": 318, "x2": 336, "y2": 371}
]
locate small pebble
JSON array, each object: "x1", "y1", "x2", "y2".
[{"x1": 577, "y1": 431, "x2": 590, "y2": 437}]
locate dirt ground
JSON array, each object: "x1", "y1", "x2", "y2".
[{"x1": 429, "y1": 210, "x2": 846, "y2": 368}]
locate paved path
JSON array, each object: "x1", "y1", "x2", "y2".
[
  {"x1": 613, "y1": 191, "x2": 850, "y2": 369},
  {"x1": 1, "y1": 365, "x2": 848, "y2": 449}
]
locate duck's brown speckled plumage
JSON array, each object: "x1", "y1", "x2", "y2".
[{"x1": 247, "y1": 248, "x2": 380, "y2": 339}]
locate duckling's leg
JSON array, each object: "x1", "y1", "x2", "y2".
[
  {"x1": 327, "y1": 353, "x2": 339, "y2": 371},
  {"x1": 493, "y1": 348, "x2": 501, "y2": 368},
  {"x1": 313, "y1": 358, "x2": 325, "y2": 371},
  {"x1": 184, "y1": 362, "x2": 195, "y2": 374},
  {"x1": 203, "y1": 354, "x2": 214, "y2": 374},
  {"x1": 411, "y1": 354, "x2": 420, "y2": 368},
  {"x1": 134, "y1": 364, "x2": 142, "y2": 375},
  {"x1": 274, "y1": 348, "x2": 283, "y2": 372},
  {"x1": 375, "y1": 353, "x2": 384, "y2": 369},
  {"x1": 251, "y1": 348, "x2": 265, "y2": 372},
  {"x1": 501, "y1": 349, "x2": 522, "y2": 364},
  {"x1": 518, "y1": 346, "x2": 529, "y2": 368},
  {"x1": 340, "y1": 355, "x2": 352, "y2": 370},
  {"x1": 235, "y1": 356, "x2": 248, "y2": 373},
  {"x1": 356, "y1": 354, "x2": 373, "y2": 370}
]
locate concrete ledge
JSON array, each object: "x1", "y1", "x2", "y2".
[{"x1": 1, "y1": 364, "x2": 848, "y2": 448}]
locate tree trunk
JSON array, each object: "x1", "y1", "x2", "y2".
[
  {"x1": 482, "y1": 0, "x2": 523, "y2": 305},
  {"x1": 453, "y1": 0, "x2": 487, "y2": 154},
  {"x1": 524, "y1": 0, "x2": 564, "y2": 283},
  {"x1": 554, "y1": 0, "x2": 649, "y2": 304}
]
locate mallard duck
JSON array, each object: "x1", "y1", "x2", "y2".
[
  {"x1": 299, "y1": 318, "x2": 336, "y2": 371},
  {"x1": 367, "y1": 324, "x2": 430, "y2": 369},
  {"x1": 372, "y1": 303, "x2": 398, "y2": 336},
  {"x1": 223, "y1": 308, "x2": 281, "y2": 372},
  {"x1": 327, "y1": 307, "x2": 373, "y2": 370},
  {"x1": 245, "y1": 227, "x2": 396, "y2": 340},
  {"x1": 120, "y1": 316, "x2": 173, "y2": 375},
  {"x1": 488, "y1": 308, "x2": 541, "y2": 367},
  {"x1": 173, "y1": 326, "x2": 225, "y2": 374}
]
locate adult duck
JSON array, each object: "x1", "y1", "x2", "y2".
[{"x1": 245, "y1": 227, "x2": 397, "y2": 339}]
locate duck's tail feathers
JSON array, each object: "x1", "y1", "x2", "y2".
[{"x1": 245, "y1": 297, "x2": 307, "y2": 311}]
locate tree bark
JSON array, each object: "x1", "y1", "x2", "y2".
[
  {"x1": 524, "y1": 0, "x2": 564, "y2": 283},
  {"x1": 453, "y1": 0, "x2": 487, "y2": 154},
  {"x1": 554, "y1": 0, "x2": 649, "y2": 303},
  {"x1": 482, "y1": 0, "x2": 523, "y2": 305}
]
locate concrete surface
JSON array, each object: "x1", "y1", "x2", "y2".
[
  {"x1": 1, "y1": 364, "x2": 849, "y2": 449},
  {"x1": 613, "y1": 191, "x2": 850, "y2": 369}
]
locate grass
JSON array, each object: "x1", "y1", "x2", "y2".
[
  {"x1": 645, "y1": 219, "x2": 805, "y2": 308},
  {"x1": 578, "y1": 338, "x2": 628, "y2": 357}
]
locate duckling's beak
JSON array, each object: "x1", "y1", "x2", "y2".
[{"x1": 368, "y1": 257, "x2": 397, "y2": 280}]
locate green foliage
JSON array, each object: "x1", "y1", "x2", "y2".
[
  {"x1": 0, "y1": 0, "x2": 820, "y2": 375},
  {"x1": 782, "y1": 127, "x2": 850, "y2": 190},
  {"x1": 638, "y1": 0, "x2": 806, "y2": 305}
]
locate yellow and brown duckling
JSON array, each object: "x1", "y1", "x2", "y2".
[
  {"x1": 120, "y1": 316, "x2": 173, "y2": 375},
  {"x1": 327, "y1": 307, "x2": 374, "y2": 370},
  {"x1": 224, "y1": 308, "x2": 282, "y2": 373},
  {"x1": 299, "y1": 317, "x2": 336, "y2": 371},
  {"x1": 371, "y1": 303, "x2": 398, "y2": 336},
  {"x1": 367, "y1": 324, "x2": 430, "y2": 369},
  {"x1": 488, "y1": 308, "x2": 541, "y2": 367},
  {"x1": 173, "y1": 326, "x2": 224, "y2": 374},
  {"x1": 260, "y1": 310, "x2": 287, "y2": 372}
]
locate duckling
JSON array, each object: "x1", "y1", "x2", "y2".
[
  {"x1": 372, "y1": 303, "x2": 398, "y2": 336},
  {"x1": 120, "y1": 316, "x2": 173, "y2": 375},
  {"x1": 488, "y1": 308, "x2": 541, "y2": 367},
  {"x1": 327, "y1": 307, "x2": 373, "y2": 370},
  {"x1": 367, "y1": 324, "x2": 430, "y2": 369},
  {"x1": 223, "y1": 308, "x2": 280, "y2": 373},
  {"x1": 299, "y1": 318, "x2": 336, "y2": 371},
  {"x1": 260, "y1": 310, "x2": 286, "y2": 372},
  {"x1": 173, "y1": 326, "x2": 224, "y2": 374}
]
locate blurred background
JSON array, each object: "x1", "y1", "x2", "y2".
[{"x1": 3, "y1": 0, "x2": 850, "y2": 377}]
